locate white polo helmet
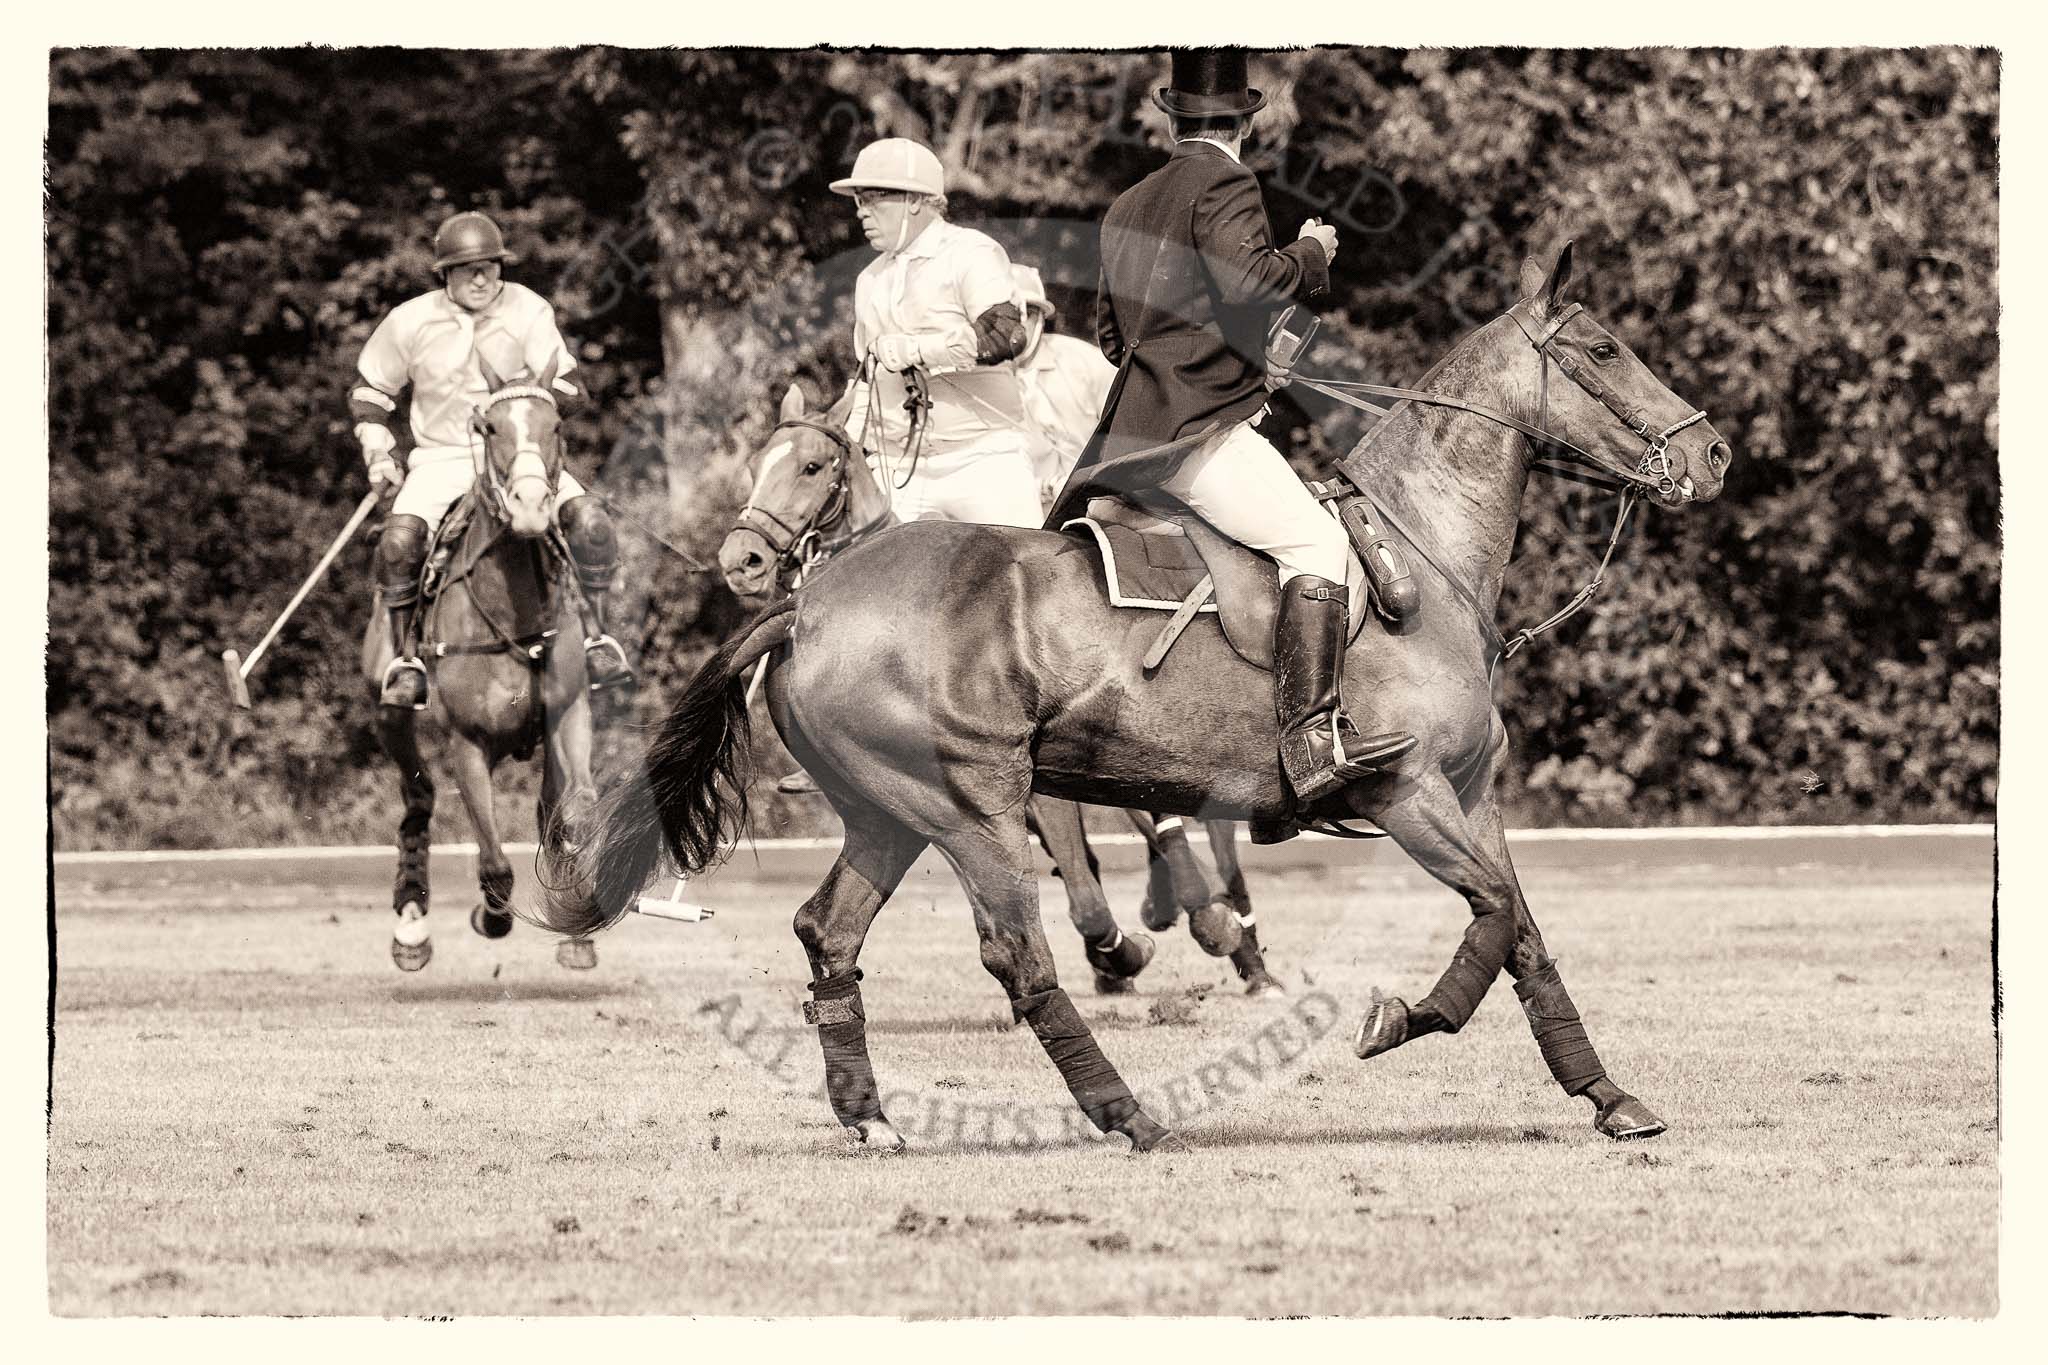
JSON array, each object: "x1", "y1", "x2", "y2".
[
  {"x1": 829, "y1": 138, "x2": 946, "y2": 198},
  {"x1": 1010, "y1": 263, "x2": 1054, "y2": 318}
]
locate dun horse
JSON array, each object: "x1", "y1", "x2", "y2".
[
  {"x1": 366, "y1": 359, "x2": 603, "y2": 972},
  {"x1": 717, "y1": 408, "x2": 1279, "y2": 995},
  {"x1": 543, "y1": 245, "x2": 1734, "y2": 1151}
]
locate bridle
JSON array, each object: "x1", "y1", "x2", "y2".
[
  {"x1": 732, "y1": 417, "x2": 890, "y2": 587},
  {"x1": 1298, "y1": 305, "x2": 1709, "y2": 502},
  {"x1": 466, "y1": 384, "x2": 562, "y2": 525},
  {"x1": 1292, "y1": 302, "x2": 1716, "y2": 674}
]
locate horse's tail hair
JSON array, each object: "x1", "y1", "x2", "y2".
[{"x1": 537, "y1": 597, "x2": 796, "y2": 940}]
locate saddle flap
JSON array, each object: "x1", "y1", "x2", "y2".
[{"x1": 1068, "y1": 495, "x2": 1367, "y2": 671}]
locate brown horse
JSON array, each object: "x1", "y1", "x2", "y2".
[
  {"x1": 717, "y1": 394, "x2": 1279, "y2": 995},
  {"x1": 542, "y1": 244, "x2": 1733, "y2": 1152},
  {"x1": 364, "y1": 362, "x2": 602, "y2": 973}
]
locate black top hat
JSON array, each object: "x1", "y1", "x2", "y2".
[{"x1": 1152, "y1": 48, "x2": 1266, "y2": 118}]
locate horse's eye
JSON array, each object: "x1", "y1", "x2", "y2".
[
  {"x1": 802, "y1": 462, "x2": 824, "y2": 476},
  {"x1": 1589, "y1": 342, "x2": 1620, "y2": 364}
]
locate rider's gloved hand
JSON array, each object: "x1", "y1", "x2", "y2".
[
  {"x1": 872, "y1": 333, "x2": 929, "y2": 374},
  {"x1": 358, "y1": 423, "x2": 402, "y2": 491},
  {"x1": 1298, "y1": 216, "x2": 1339, "y2": 265}
]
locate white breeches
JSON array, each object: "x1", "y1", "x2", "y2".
[
  {"x1": 876, "y1": 437, "x2": 1042, "y2": 528},
  {"x1": 1158, "y1": 421, "x2": 1349, "y2": 584},
  {"x1": 391, "y1": 444, "x2": 588, "y2": 535}
]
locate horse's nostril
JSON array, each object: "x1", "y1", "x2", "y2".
[{"x1": 1708, "y1": 441, "x2": 1730, "y2": 471}]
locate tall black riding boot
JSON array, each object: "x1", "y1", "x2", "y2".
[
  {"x1": 1274, "y1": 576, "x2": 1415, "y2": 803},
  {"x1": 376, "y1": 514, "x2": 431, "y2": 711}
]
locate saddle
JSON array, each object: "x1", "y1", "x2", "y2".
[{"x1": 1065, "y1": 494, "x2": 1371, "y2": 672}]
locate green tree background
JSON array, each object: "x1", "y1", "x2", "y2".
[{"x1": 44, "y1": 47, "x2": 1998, "y2": 850}]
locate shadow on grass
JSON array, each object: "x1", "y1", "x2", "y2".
[{"x1": 383, "y1": 977, "x2": 623, "y2": 1005}]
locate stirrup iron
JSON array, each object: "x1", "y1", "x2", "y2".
[{"x1": 380, "y1": 656, "x2": 428, "y2": 711}]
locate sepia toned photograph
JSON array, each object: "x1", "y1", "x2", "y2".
[{"x1": 40, "y1": 30, "x2": 2007, "y2": 1324}]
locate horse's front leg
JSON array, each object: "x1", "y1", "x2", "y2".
[
  {"x1": 1355, "y1": 774, "x2": 1664, "y2": 1141},
  {"x1": 1028, "y1": 797, "x2": 1154, "y2": 994},
  {"x1": 444, "y1": 733, "x2": 525, "y2": 945},
  {"x1": 534, "y1": 651, "x2": 600, "y2": 969},
  {"x1": 375, "y1": 705, "x2": 436, "y2": 973}
]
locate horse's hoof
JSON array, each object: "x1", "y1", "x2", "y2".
[
  {"x1": 852, "y1": 1118, "x2": 905, "y2": 1153},
  {"x1": 1241, "y1": 970, "x2": 1288, "y2": 999},
  {"x1": 471, "y1": 903, "x2": 514, "y2": 940},
  {"x1": 1086, "y1": 930, "x2": 1155, "y2": 983},
  {"x1": 1093, "y1": 970, "x2": 1138, "y2": 996},
  {"x1": 391, "y1": 903, "x2": 432, "y2": 973},
  {"x1": 1187, "y1": 897, "x2": 1243, "y2": 957},
  {"x1": 555, "y1": 937, "x2": 598, "y2": 970},
  {"x1": 1138, "y1": 889, "x2": 1182, "y2": 933},
  {"x1": 1114, "y1": 1111, "x2": 1187, "y2": 1154},
  {"x1": 1596, "y1": 1095, "x2": 1668, "y2": 1141},
  {"x1": 1353, "y1": 987, "x2": 1409, "y2": 1059}
]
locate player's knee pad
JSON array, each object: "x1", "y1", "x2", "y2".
[
  {"x1": 377, "y1": 514, "x2": 431, "y2": 605},
  {"x1": 556, "y1": 496, "x2": 617, "y2": 590}
]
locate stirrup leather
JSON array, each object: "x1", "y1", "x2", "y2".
[{"x1": 380, "y1": 656, "x2": 428, "y2": 711}]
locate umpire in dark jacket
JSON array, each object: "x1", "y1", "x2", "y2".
[{"x1": 1046, "y1": 49, "x2": 1414, "y2": 805}]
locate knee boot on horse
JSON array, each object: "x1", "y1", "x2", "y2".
[
  {"x1": 1273, "y1": 576, "x2": 1415, "y2": 802},
  {"x1": 377, "y1": 513, "x2": 431, "y2": 710},
  {"x1": 557, "y1": 496, "x2": 635, "y2": 694}
]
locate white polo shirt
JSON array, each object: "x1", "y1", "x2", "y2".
[
  {"x1": 356, "y1": 282, "x2": 579, "y2": 451},
  {"x1": 845, "y1": 219, "x2": 1030, "y2": 456}
]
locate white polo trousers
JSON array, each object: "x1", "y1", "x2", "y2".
[
  {"x1": 390, "y1": 444, "x2": 588, "y2": 535},
  {"x1": 1158, "y1": 420, "x2": 1348, "y2": 584},
  {"x1": 878, "y1": 437, "x2": 1042, "y2": 528}
]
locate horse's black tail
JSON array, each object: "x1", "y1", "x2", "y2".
[{"x1": 537, "y1": 597, "x2": 797, "y2": 940}]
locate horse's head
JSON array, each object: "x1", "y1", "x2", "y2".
[
  {"x1": 470, "y1": 353, "x2": 565, "y2": 537},
  {"x1": 1509, "y1": 242, "x2": 1735, "y2": 508},
  {"x1": 720, "y1": 384, "x2": 859, "y2": 598}
]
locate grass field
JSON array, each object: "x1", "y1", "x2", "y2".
[{"x1": 49, "y1": 849, "x2": 1997, "y2": 1317}]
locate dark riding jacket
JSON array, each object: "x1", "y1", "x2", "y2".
[{"x1": 1043, "y1": 139, "x2": 1329, "y2": 526}]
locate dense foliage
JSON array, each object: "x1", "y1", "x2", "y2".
[{"x1": 45, "y1": 48, "x2": 1997, "y2": 848}]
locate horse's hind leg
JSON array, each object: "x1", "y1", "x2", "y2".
[
  {"x1": 1028, "y1": 797, "x2": 1154, "y2": 994},
  {"x1": 938, "y1": 810, "x2": 1178, "y2": 1153},
  {"x1": 376, "y1": 708, "x2": 435, "y2": 972},
  {"x1": 1127, "y1": 811, "x2": 1240, "y2": 957},
  {"x1": 792, "y1": 801, "x2": 931, "y2": 1152},
  {"x1": 1357, "y1": 776, "x2": 1664, "y2": 1139},
  {"x1": 1207, "y1": 819, "x2": 1282, "y2": 997}
]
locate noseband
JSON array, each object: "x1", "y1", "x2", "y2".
[
  {"x1": 467, "y1": 384, "x2": 561, "y2": 523},
  {"x1": 732, "y1": 418, "x2": 866, "y2": 582}
]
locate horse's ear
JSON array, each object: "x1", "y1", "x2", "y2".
[
  {"x1": 478, "y1": 353, "x2": 507, "y2": 394},
  {"x1": 538, "y1": 355, "x2": 560, "y2": 392},
  {"x1": 1540, "y1": 239, "x2": 1577, "y2": 311},
  {"x1": 1518, "y1": 255, "x2": 1547, "y2": 303},
  {"x1": 779, "y1": 383, "x2": 807, "y2": 422}
]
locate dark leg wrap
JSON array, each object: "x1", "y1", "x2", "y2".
[
  {"x1": 1513, "y1": 962, "x2": 1607, "y2": 1096},
  {"x1": 805, "y1": 969, "x2": 883, "y2": 1127},
  {"x1": 1013, "y1": 987, "x2": 1138, "y2": 1132},
  {"x1": 1416, "y1": 911, "x2": 1516, "y2": 1033},
  {"x1": 394, "y1": 809, "x2": 430, "y2": 911}
]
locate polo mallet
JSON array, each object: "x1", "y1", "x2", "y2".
[
  {"x1": 633, "y1": 875, "x2": 717, "y2": 924},
  {"x1": 222, "y1": 490, "x2": 383, "y2": 709}
]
